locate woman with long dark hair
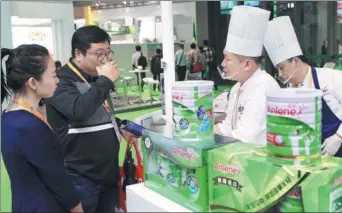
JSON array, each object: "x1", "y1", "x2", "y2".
[{"x1": 1, "y1": 44, "x2": 83, "y2": 212}]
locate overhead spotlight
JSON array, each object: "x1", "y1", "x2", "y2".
[{"x1": 123, "y1": 1, "x2": 127, "y2": 4}]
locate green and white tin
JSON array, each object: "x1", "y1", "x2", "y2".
[
  {"x1": 172, "y1": 81, "x2": 214, "y2": 142},
  {"x1": 266, "y1": 88, "x2": 323, "y2": 160}
]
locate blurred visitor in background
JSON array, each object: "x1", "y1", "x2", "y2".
[
  {"x1": 198, "y1": 46, "x2": 208, "y2": 79},
  {"x1": 150, "y1": 48, "x2": 163, "y2": 91},
  {"x1": 203, "y1": 39, "x2": 218, "y2": 90},
  {"x1": 188, "y1": 43, "x2": 197, "y2": 73},
  {"x1": 175, "y1": 43, "x2": 187, "y2": 81}
]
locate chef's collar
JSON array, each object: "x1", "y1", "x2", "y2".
[
  {"x1": 68, "y1": 58, "x2": 94, "y2": 82},
  {"x1": 301, "y1": 66, "x2": 312, "y2": 88},
  {"x1": 294, "y1": 66, "x2": 311, "y2": 88},
  {"x1": 239, "y1": 68, "x2": 262, "y2": 91}
]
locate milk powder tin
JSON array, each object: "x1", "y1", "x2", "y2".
[
  {"x1": 266, "y1": 89, "x2": 323, "y2": 160},
  {"x1": 172, "y1": 81, "x2": 214, "y2": 142}
]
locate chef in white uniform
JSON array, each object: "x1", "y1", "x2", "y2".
[
  {"x1": 263, "y1": 16, "x2": 342, "y2": 157},
  {"x1": 214, "y1": 6, "x2": 280, "y2": 145}
]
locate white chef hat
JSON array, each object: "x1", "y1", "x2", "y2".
[
  {"x1": 224, "y1": 6, "x2": 270, "y2": 57},
  {"x1": 264, "y1": 16, "x2": 303, "y2": 66}
]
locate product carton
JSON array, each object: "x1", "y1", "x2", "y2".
[
  {"x1": 208, "y1": 142, "x2": 342, "y2": 212},
  {"x1": 142, "y1": 129, "x2": 237, "y2": 211}
]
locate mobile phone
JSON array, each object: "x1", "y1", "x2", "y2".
[{"x1": 120, "y1": 119, "x2": 144, "y2": 137}]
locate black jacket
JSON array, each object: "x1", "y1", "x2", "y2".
[{"x1": 46, "y1": 59, "x2": 120, "y2": 184}]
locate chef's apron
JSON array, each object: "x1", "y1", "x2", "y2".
[{"x1": 312, "y1": 67, "x2": 342, "y2": 157}]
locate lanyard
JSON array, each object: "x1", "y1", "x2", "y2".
[
  {"x1": 14, "y1": 99, "x2": 52, "y2": 130},
  {"x1": 67, "y1": 62, "x2": 110, "y2": 112}
]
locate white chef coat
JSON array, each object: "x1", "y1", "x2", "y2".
[
  {"x1": 291, "y1": 67, "x2": 342, "y2": 137},
  {"x1": 132, "y1": 51, "x2": 142, "y2": 67},
  {"x1": 218, "y1": 69, "x2": 280, "y2": 145}
]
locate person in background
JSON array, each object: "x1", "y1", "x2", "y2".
[
  {"x1": 132, "y1": 45, "x2": 144, "y2": 90},
  {"x1": 132, "y1": 45, "x2": 142, "y2": 69},
  {"x1": 46, "y1": 26, "x2": 133, "y2": 213},
  {"x1": 264, "y1": 16, "x2": 342, "y2": 157},
  {"x1": 137, "y1": 52, "x2": 148, "y2": 92},
  {"x1": 188, "y1": 43, "x2": 197, "y2": 73},
  {"x1": 174, "y1": 43, "x2": 187, "y2": 81},
  {"x1": 337, "y1": 39, "x2": 342, "y2": 55},
  {"x1": 214, "y1": 6, "x2": 280, "y2": 145},
  {"x1": 1, "y1": 45, "x2": 83, "y2": 213},
  {"x1": 198, "y1": 46, "x2": 208, "y2": 79},
  {"x1": 150, "y1": 48, "x2": 163, "y2": 91},
  {"x1": 203, "y1": 39, "x2": 218, "y2": 90},
  {"x1": 321, "y1": 41, "x2": 328, "y2": 67},
  {"x1": 55, "y1": 60, "x2": 62, "y2": 70}
]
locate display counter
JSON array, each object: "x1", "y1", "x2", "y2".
[
  {"x1": 131, "y1": 110, "x2": 236, "y2": 212},
  {"x1": 126, "y1": 183, "x2": 192, "y2": 212}
]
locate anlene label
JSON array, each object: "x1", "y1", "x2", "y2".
[
  {"x1": 267, "y1": 100, "x2": 322, "y2": 129},
  {"x1": 267, "y1": 101, "x2": 321, "y2": 116},
  {"x1": 268, "y1": 106, "x2": 301, "y2": 116}
]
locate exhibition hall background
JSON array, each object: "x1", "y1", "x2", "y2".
[
  {"x1": 2, "y1": 1, "x2": 342, "y2": 87},
  {"x1": 1, "y1": 1, "x2": 342, "y2": 212}
]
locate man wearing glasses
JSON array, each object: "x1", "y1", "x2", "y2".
[{"x1": 46, "y1": 26, "x2": 130, "y2": 213}]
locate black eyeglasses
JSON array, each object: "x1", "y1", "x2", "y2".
[{"x1": 87, "y1": 50, "x2": 114, "y2": 61}]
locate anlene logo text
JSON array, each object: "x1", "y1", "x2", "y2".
[
  {"x1": 173, "y1": 148, "x2": 196, "y2": 161},
  {"x1": 267, "y1": 105, "x2": 303, "y2": 116},
  {"x1": 214, "y1": 163, "x2": 244, "y2": 175}
]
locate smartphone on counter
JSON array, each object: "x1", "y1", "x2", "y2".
[{"x1": 116, "y1": 117, "x2": 144, "y2": 137}]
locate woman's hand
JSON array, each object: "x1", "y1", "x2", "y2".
[{"x1": 121, "y1": 129, "x2": 138, "y2": 142}]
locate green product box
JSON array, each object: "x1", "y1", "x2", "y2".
[
  {"x1": 142, "y1": 129, "x2": 237, "y2": 211},
  {"x1": 208, "y1": 142, "x2": 342, "y2": 212}
]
